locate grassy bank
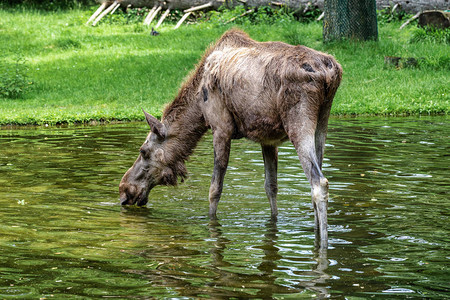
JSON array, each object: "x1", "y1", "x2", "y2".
[{"x1": 0, "y1": 8, "x2": 448, "y2": 125}]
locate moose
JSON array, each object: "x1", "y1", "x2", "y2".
[{"x1": 119, "y1": 29, "x2": 342, "y2": 248}]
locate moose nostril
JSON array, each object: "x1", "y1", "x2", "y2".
[
  {"x1": 120, "y1": 198, "x2": 129, "y2": 205},
  {"x1": 119, "y1": 187, "x2": 131, "y2": 205}
]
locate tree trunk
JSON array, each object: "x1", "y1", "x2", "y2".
[{"x1": 323, "y1": 0, "x2": 378, "y2": 42}]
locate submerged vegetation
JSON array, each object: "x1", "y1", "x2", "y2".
[{"x1": 0, "y1": 5, "x2": 448, "y2": 125}]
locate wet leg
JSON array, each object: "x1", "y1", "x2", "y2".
[
  {"x1": 285, "y1": 112, "x2": 329, "y2": 248},
  {"x1": 295, "y1": 134, "x2": 329, "y2": 248},
  {"x1": 314, "y1": 105, "x2": 332, "y2": 250},
  {"x1": 262, "y1": 145, "x2": 278, "y2": 219},
  {"x1": 209, "y1": 131, "x2": 231, "y2": 218}
]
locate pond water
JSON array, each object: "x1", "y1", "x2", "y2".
[{"x1": 0, "y1": 116, "x2": 448, "y2": 299}]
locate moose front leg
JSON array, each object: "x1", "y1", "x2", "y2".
[
  {"x1": 298, "y1": 144, "x2": 329, "y2": 249},
  {"x1": 312, "y1": 176, "x2": 329, "y2": 249},
  {"x1": 209, "y1": 131, "x2": 231, "y2": 218},
  {"x1": 262, "y1": 145, "x2": 278, "y2": 219},
  {"x1": 285, "y1": 106, "x2": 329, "y2": 249}
]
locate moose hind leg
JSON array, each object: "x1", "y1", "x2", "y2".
[
  {"x1": 209, "y1": 131, "x2": 231, "y2": 219},
  {"x1": 262, "y1": 145, "x2": 278, "y2": 219}
]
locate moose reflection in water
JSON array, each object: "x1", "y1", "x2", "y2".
[
  {"x1": 120, "y1": 208, "x2": 331, "y2": 298},
  {"x1": 119, "y1": 29, "x2": 342, "y2": 248}
]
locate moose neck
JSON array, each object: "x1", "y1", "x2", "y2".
[{"x1": 161, "y1": 65, "x2": 209, "y2": 169}]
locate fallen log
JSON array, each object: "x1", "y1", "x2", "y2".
[
  {"x1": 377, "y1": 0, "x2": 449, "y2": 14},
  {"x1": 96, "y1": 0, "x2": 321, "y2": 12},
  {"x1": 95, "y1": 0, "x2": 449, "y2": 14}
]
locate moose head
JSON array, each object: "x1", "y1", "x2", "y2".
[{"x1": 119, "y1": 110, "x2": 187, "y2": 206}]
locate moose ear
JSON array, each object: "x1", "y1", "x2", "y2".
[{"x1": 142, "y1": 109, "x2": 166, "y2": 139}]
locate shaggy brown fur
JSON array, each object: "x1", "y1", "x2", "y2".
[
  {"x1": 119, "y1": 29, "x2": 342, "y2": 249},
  {"x1": 151, "y1": 29, "x2": 262, "y2": 182}
]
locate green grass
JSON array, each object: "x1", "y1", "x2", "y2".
[{"x1": 0, "y1": 8, "x2": 448, "y2": 125}]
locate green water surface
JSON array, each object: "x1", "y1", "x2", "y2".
[{"x1": 0, "y1": 116, "x2": 448, "y2": 298}]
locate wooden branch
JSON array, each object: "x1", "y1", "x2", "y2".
[
  {"x1": 86, "y1": 3, "x2": 106, "y2": 25},
  {"x1": 317, "y1": 11, "x2": 325, "y2": 21},
  {"x1": 111, "y1": 2, "x2": 121, "y2": 15},
  {"x1": 92, "y1": 1, "x2": 118, "y2": 26},
  {"x1": 174, "y1": 12, "x2": 192, "y2": 29},
  {"x1": 303, "y1": 3, "x2": 311, "y2": 14},
  {"x1": 155, "y1": 8, "x2": 171, "y2": 28},
  {"x1": 150, "y1": 6, "x2": 162, "y2": 24},
  {"x1": 391, "y1": 3, "x2": 399, "y2": 14},
  {"x1": 399, "y1": 12, "x2": 420, "y2": 30},
  {"x1": 224, "y1": 9, "x2": 254, "y2": 24},
  {"x1": 144, "y1": 5, "x2": 157, "y2": 25},
  {"x1": 184, "y1": 2, "x2": 212, "y2": 13},
  {"x1": 387, "y1": 3, "x2": 400, "y2": 22},
  {"x1": 145, "y1": 6, "x2": 162, "y2": 25}
]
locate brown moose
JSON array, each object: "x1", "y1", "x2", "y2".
[{"x1": 119, "y1": 29, "x2": 342, "y2": 248}]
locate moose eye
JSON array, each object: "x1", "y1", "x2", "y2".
[{"x1": 140, "y1": 148, "x2": 146, "y2": 155}]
